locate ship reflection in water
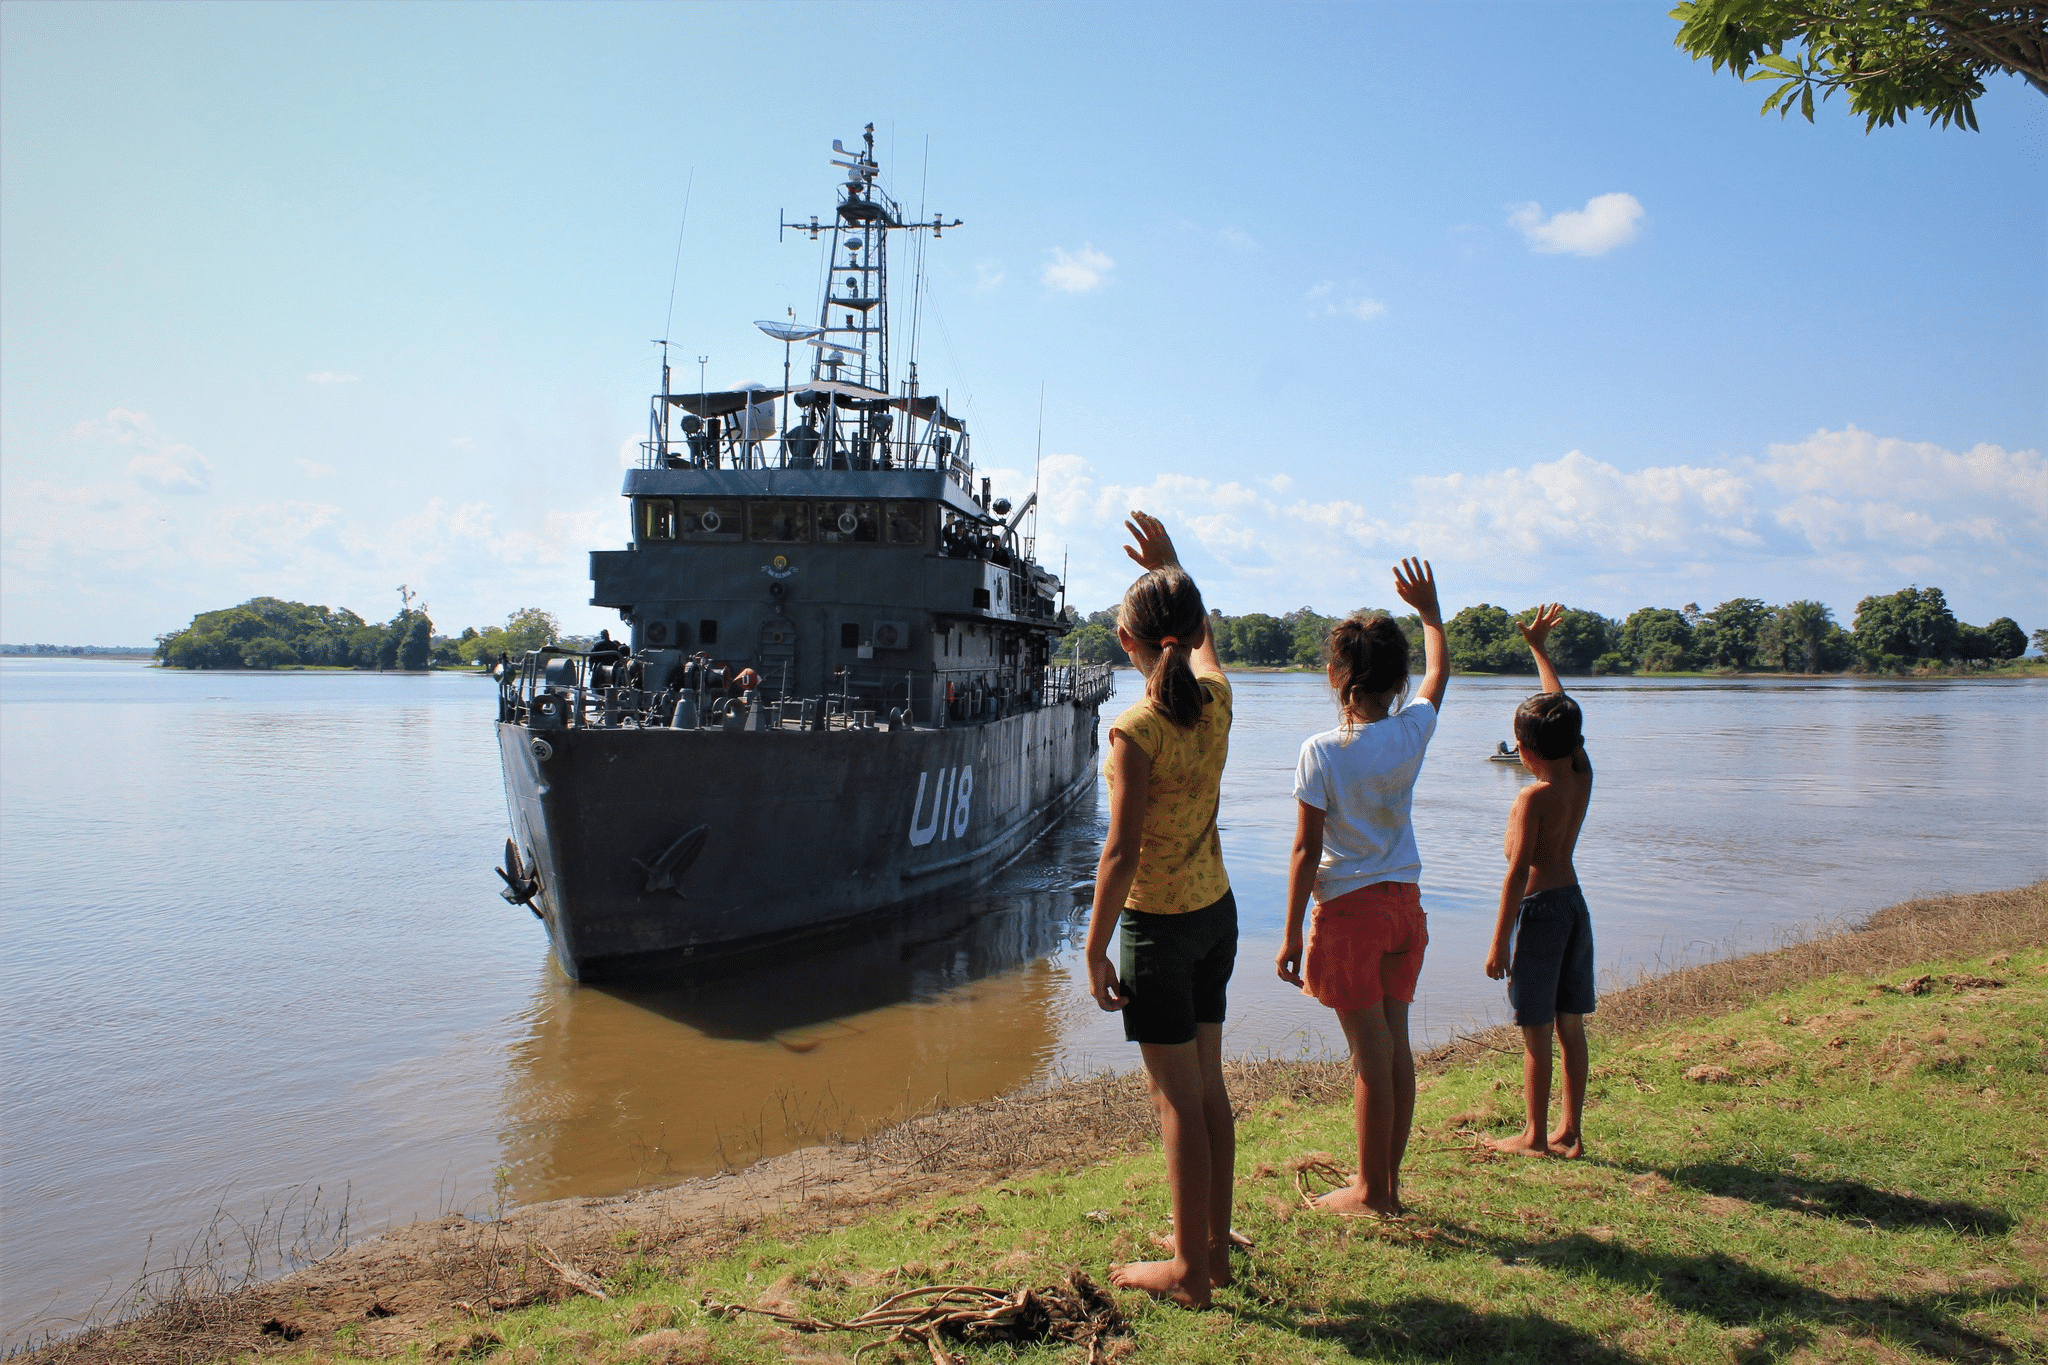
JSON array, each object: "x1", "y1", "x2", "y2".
[{"x1": 495, "y1": 797, "x2": 1105, "y2": 1203}]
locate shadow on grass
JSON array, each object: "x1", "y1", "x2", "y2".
[
  {"x1": 1241, "y1": 1294, "x2": 1648, "y2": 1363},
  {"x1": 1478, "y1": 1230, "x2": 2029, "y2": 1363},
  {"x1": 1663, "y1": 1161, "x2": 2014, "y2": 1235}
]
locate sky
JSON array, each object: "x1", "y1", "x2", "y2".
[{"x1": 3, "y1": 1, "x2": 2043, "y2": 645}]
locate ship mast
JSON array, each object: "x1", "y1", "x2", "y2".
[{"x1": 781, "y1": 125, "x2": 960, "y2": 469}]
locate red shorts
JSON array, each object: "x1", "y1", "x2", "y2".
[{"x1": 1302, "y1": 881, "x2": 1428, "y2": 1011}]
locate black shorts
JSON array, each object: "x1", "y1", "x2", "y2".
[
  {"x1": 1506, "y1": 885, "x2": 1596, "y2": 1028},
  {"x1": 1118, "y1": 889, "x2": 1238, "y2": 1046}
]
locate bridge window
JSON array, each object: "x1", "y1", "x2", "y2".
[
  {"x1": 840, "y1": 623, "x2": 861, "y2": 648},
  {"x1": 816, "y1": 501, "x2": 879, "y2": 544},
  {"x1": 677, "y1": 500, "x2": 742, "y2": 540},
  {"x1": 885, "y1": 502, "x2": 925, "y2": 546},
  {"x1": 699, "y1": 619, "x2": 719, "y2": 644},
  {"x1": 748, "y1": 501, "x2": 810, "y2": 542},
  {"x1": 640, "y1": 499, "x2": 675, "y2": 541}
]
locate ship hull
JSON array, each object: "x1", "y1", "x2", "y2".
[{"x1": 498, "y1": 700, "x2": 1102, "y2": 980}]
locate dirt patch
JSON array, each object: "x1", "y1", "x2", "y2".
[{"x1": 31, "y1": 881, "x2": 2045, "y2": 1364}]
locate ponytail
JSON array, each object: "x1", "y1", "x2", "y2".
[{"x1": 1120, "y1": 568, "x2": 1208, "y2": 729}]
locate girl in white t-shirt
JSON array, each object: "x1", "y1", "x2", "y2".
[{"x1": 1275, "y1": 557, "x2": 1448, "y2": 1218}]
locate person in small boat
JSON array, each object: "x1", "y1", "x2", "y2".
[
  {"x1": 1496, "y1": 740, "x2": 1517, "y2": 757},
  {"x1": 1083, "y1": 511, "x2": 1238, "y2": 1308},
  {"x1": 1275, "y1": 559, "x2": 1448, "y2": 1218}
]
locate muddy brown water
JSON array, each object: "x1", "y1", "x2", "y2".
[{"x1": 3, "y1": 658, "x2": 2043, "y2": 1345}]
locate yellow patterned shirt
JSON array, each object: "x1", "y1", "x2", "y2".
[{"x1": 1104, "y1": 671, "x2": 1233, "y2": 914}]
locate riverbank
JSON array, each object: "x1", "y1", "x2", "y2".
[{"x1": 32, "y1": 880, "x2": 2044, "y2": 1363}]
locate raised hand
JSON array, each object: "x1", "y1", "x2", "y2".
[
  {"x1": 1122, "y1": 511, "x2": 1182, "y2": 573},
  {"x1": 1391, "y1": 557, "x2": 1441, "y2": 626},
  {"x1": 1519, "y1": 603, "x2": 1565, "y2": 650}
]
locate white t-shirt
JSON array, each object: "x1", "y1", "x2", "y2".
[{"x1": 1292, "y1": 699, "x2": 1438, "y2": 901}]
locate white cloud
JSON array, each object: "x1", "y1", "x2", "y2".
[
  {"x1": 305, "y1": 371, "x2": 361, "y2": 385},
  {"x1": 1021, "y1": 428, "x2": 2043, "y2": 622},
  {"x1": 974, "y1": 261, "x2": 1005, "y2": 292},
  {"x1": 1306, "y1": 280, "x2": 1387, "y2": 321},
  {"x1": 1507, "y1": 192, "x2": 1645, "y2": 257},
  {"x1": 1041, "y1": 245, "x2": 1114, "y2": 294},
  {"x1": 70, "y1": 407, "x2": 215, "y2": 495},
  {"x1": 5, "y1": 403, "x2": 627, "y2": 641},
  {"x1": 1218, "y1": 227, "x2": 1257, "y2": 251}
]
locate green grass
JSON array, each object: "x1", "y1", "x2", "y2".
[{"x1": 302, "y1": 948, "x2": 2047, "y2": 1364}]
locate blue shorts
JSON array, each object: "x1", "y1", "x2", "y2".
[
  {"x1": 1118, "y1": 890, "x2": 1237, "y2": 1045},
  {"x1": 1507, "y1": 885, "x2": 1595, "y2": 1028}
]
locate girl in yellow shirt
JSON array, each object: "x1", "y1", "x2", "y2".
[{"x1": 1084, "y1": 511, "x2": 1238, "y2": 1309}]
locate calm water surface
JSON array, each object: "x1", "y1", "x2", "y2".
[{"x1": 3, "y1": 659, "x2": 2043, "y2": 1342}]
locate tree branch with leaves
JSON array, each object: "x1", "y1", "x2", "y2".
[{"x1": 1672, "y1": 1, "x2": 2048, "y2": 131}]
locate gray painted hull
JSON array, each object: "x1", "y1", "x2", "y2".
[{"x1": 498, "y1": 700, "x2": 1101, "y2": 980}]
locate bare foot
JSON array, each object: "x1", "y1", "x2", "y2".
[
  {"x1": 1148, "y1": 1233, "x2": 1236, "y2": 1287},
  {"x1": 1110, "y1": 1258, "x2": 1209, "y2": 1308},
  {"x1": 1485, "y1": 1128, "x2": 1554, "y2": 1158},
  {"x1": 1311, "y1": 1182, "x2": 1401, "y2": 1219},
  {"x1": 1548, "y1": 1127, "x2": 1583, "y2": 1159}
]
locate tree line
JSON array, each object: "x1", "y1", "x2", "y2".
[
  {"x1": 1065, "y1": 586, "x2": 2033, "y2": 675},
  {"x1": 155, "y1": 594, "x2": 562, "y2": 671}
]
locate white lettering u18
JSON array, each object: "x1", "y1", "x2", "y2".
[{"x1": 909, "y1": 765, "x2": 973, "y2": 847}]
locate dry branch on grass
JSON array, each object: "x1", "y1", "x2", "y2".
[{"x1": 707, "y1": 1271, "x2": 1126, "y2": 1365}]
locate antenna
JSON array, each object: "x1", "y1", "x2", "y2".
[
  {"x1": 661, "y1": 169, "x2": 695, "y2": 341},
  {"x1": 1032, "y1": 382, "x2": 1045, "y2": 554}
]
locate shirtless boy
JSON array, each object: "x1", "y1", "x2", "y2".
[{"x1": 1485, "y1": 604, "x2": 1595, "y2": 1159}]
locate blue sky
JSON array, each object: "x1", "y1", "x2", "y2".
[{"x1": 3, "y1": 1, "x2": 2043, "y2": 644}]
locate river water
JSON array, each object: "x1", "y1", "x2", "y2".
[{"x1": 3, "y1": 659, "x2": 2043, "y2": 1343}]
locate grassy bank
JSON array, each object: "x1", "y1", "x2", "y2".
[{"x1": 43, "y1": 884, "x2": 2046, "y2": 1364}]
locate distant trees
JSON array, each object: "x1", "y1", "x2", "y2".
[
  {"x1": 1617, "y1": 608, "x2": 1697, "y2": 673},
  {"x1": 1694, "y1": 597, "x2": 1770, "y2": 670},
  {"x1": 1852, "y1": 585, "x2": 1960, "y2": 666},
  {"x1": 455, "y1": 608, "x2": 562, "y2": 665},
  {"x1": 1075, "y1": 583, "x2": 2029, "y2": 676},
  {"x1": 156, "y1": 591, "x2": 436, "y2": 671}
]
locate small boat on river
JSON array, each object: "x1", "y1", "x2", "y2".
[
  {"x1": 1488, "y1": 743, "x2": 1522, "y2": 764},
  {"x1": 491, "y1": 125, "x2": 1113, "y2": 981}
]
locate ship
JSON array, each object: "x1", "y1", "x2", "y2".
[{"x1": 493, "y1": 125, "x2": 1114, "y2": 981}]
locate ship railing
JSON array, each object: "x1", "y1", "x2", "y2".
[
  {"x1": 1043, "y1": 662, "x2": 1115, "y2": 708},
  {"x1": 499, "y1": 651, "x2": 1113, "y2": 732},
  {"x1": 637, "y1": 426, "x2": 975, "y2": 494}
]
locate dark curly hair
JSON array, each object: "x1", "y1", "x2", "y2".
[{"x1": 1119, "y1": 568, "x2": 1208, "y2": 729}]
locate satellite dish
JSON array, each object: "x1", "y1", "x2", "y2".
[
  {"x1": 845, "y1": 236, "x2": 864, "y2": 251},
  {"x1": 756, "y1": 320, "x2": 822, "y2": 343}
]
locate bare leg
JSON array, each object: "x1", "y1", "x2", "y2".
[
  {"x1": 1487, "y1": 1022, "x2": 1556, "y2": 1156},
  {"x1": 1549, "y1": 1013, "x2": 1587, "y2": 1158},
  {"x1": 1112, "y1": 1037, "x2": 1215, "y2": 1307},
  {"x1": 1195, "y1": 1023, "x2": 1235, "y2": 1286},
  {"x1": 1141, "y1": 1025, "x2": 1238, "y2": 1285},
  {"x1": 1317, "y1": 1004, "x2": 1403, "y2": 1216},
  {"x1": 1382, "y1": 998, "x2": 1415, "y2": 1207}
]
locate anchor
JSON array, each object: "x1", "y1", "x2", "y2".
[
  {"x1": 632, "y1": 825, "x2": 709, "y2": 897},
  {"x1": 495, "y1": 838, "x2": 543, "y2": 918}
]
